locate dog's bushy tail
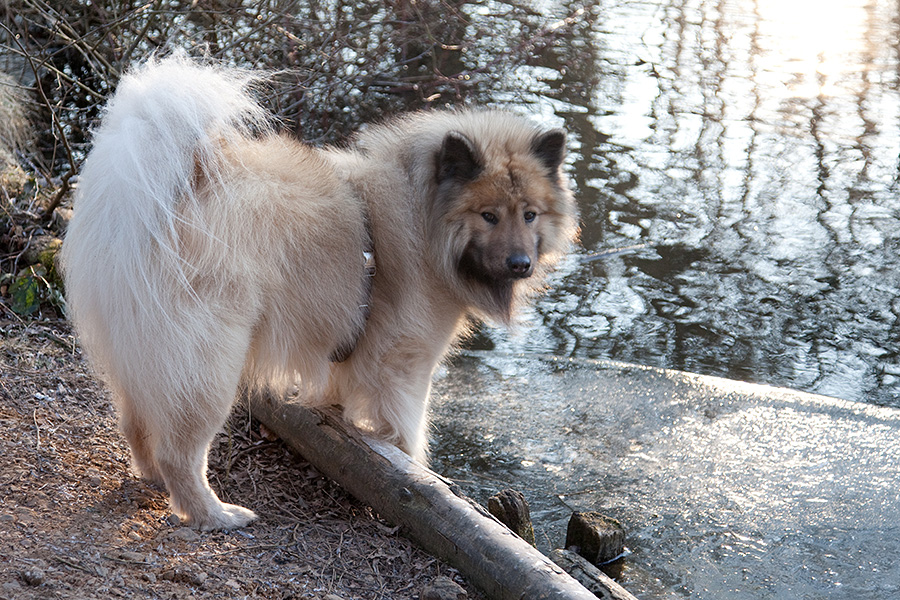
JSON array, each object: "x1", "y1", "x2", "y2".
[
  {"x1": 60, "y1": 53, "x2": 272, "y2": 377},
  {"x1": 65, "y1": 52, "x2": 271, "y2": 270}
]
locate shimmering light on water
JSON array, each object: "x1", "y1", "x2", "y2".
[{"x1": 753, "y1": 0, "x2": 872, "y2": 97}]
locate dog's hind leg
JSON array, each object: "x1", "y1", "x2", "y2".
[
  {"x1": 134, "y1": 329, "x2": 257, "y2": 531},
  {"x1": 147, "y1": 381, "x2": 257, "y2": 530},
  {"x1": 153, "y1": 415, "x2": 257, "y2": 531},
  {"x1": 119, "y1": 382, "x2": 256, "y2": 530},
  {"x1": 117, "y1": 392, "x2": 164, "y2": 486}
]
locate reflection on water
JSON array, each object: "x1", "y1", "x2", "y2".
[{"x1": 489, "y1": 0, "x2": 900, "y2": 406}]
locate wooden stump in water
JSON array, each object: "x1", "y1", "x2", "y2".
[
  {"x1": 487, "y1": 489, "x2": 536, "y2": 546},
  {"x1": 565, "y1": 511, "x2": 626, "y2": 565}
]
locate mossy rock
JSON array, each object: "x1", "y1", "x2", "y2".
[{"x1": 24, "y1": 235, "x2": 63, "y2": 287}]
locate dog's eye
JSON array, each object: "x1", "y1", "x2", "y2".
[
  {"x1": 524, "y1": 211, "x2": 537, "y2": 223},
  {"x1": 481, "y1": 212, "x2": 498, "y2": 225}
]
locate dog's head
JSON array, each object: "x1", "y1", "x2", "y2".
[{"x1": 430, "y1": 116, "x2": 578, "y2": 322}]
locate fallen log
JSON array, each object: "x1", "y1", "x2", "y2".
[
  {"x1": 248, "y1": 393, "x2": 610, "y2": 600},
  {"x1": 548, "y1": 550, "x2": 638, "y2": 600}
]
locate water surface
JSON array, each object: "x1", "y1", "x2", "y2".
[
  {"x1": 481, "y1": 0, "x2": 900, "y2": 405},
  {"x1": 433, "y1": 1, "x2": 900, "y2": 598},
  {"x1": 432, "y1": 355, "x2": 900, "y2": 599}
]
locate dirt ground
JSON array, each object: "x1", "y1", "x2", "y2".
[{"x1": 0, "y1": 317, "x2": 480, "y2": 600}]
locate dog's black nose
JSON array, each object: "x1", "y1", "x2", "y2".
[{"x1": 507, "y1": 254, "x2": 532, "y2": 277}]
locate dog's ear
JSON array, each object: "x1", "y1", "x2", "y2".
[
  {"x1": 531, "y1": 129, "x2": 567, "y2": 173},
  {"x1": 436, "y1": 131, "x2": 482, "y2": 184}
]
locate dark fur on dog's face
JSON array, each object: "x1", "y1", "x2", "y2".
[{"x1": 434, "y1": 127, "x2": 574, "y2": 321}]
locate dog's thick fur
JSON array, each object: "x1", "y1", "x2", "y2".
[{"x1": 60, "y1": 55, "x2": 578, "y2": 530}]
